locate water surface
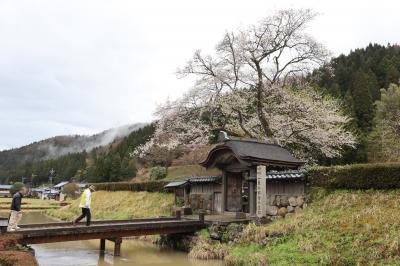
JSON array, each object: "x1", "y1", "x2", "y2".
[{"x1": 12, "y1": 212, "x2": 222, "y2": 266}]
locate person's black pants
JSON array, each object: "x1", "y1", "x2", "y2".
[{"x1": 75, "y1": 208, "x2": 91, "y2": 226}]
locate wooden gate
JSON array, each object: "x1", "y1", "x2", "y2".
[{"x1": 226, "y1": 172, "x2": 242, "y2": 212}]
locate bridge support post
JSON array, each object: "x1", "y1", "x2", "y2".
[
  {"x1": 113, "y1": 238, "x2": 122, "y2": 256},
  {"x1": 100, "y1": 239, "x2": 106, "y2": 253},
  {"x1": 106, "y1": 237, "x2": 123, "y2": 256}
]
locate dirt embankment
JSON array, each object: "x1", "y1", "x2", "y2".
[{"x1": 0, "y1": 235, "x2": 37, "y2": 266}]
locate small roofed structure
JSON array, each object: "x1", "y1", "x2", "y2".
[
  {"x1": 165, "y1": 176, "x2": 222, "y2": 212},
  {"x1": 197, "y1": 132, "x2": 307, "y2": 219},
  {"x1": 165, "y1": 180, "x2": 189, "y2": 205}
]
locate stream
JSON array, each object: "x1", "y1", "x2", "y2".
[{"x1": 4, "y1": 211, "x2": 222, "y2": 266}]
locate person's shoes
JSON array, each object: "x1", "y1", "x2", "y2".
[
  {"x1": 15, "y1": 226, "x2": 21, "y2": 229},
  {"x1": 8, "y1": 228, "x2": 16, "y2": 232}
]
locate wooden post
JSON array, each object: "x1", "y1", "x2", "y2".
[
  {"x1": 222, "y1": 171, "x2": 227, "y2": 212},
  {"x1": 175, "y1": 210, "x2": 182, "y2": 220},
  {"x1": 113, "y1": 238, "x2": 122, "y2": 256},
  {"x1": 100, "y1": 238, "x2": 106, "y2": 253},
  {"x1": 184, "y1": 186, "x2": 190, "y2": 206},
  {"x1": 249, "y1": 168, "x2": 257, "y2": 217},
  {"x1": 199, "y1": 211, "x2": 205, "y2": 223}
]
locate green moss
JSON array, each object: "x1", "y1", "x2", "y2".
[{"x1": 198, "y1": 229, "x2": 210, "y2": 238}]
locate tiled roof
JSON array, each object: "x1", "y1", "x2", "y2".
[
  {"x1": 188, "y1": 176, "x2": 222, "y2": 183},
  {"x1": 164, "y1": 180, "x2": 188, "y2": 188},
  {"x1": 201, "y1": 138, "x2": 304, "y2": 168},
  {"x1": 266, "y1": 170, "x2": 307, "y2": 180},
  {"x1": 164, "y1": 176, "x2": 222, "y2": 189}
]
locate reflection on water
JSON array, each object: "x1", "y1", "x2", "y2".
[{"x1": 10, "y1": 212, "x2": 222, "y2": 266}]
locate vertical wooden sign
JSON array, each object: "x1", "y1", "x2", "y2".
[{"x1": 256, "y1": 165, "x2": 267, "y2": 217}]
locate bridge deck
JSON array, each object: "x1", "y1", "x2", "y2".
[{"x1": 6, "y1": 217, "x2": 205, "y2": 244}]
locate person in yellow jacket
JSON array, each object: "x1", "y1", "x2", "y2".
[{"x1": 73, "y1": 185, "x2": 95, "y2": 226}]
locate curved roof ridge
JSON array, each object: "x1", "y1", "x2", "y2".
[{"x1": 201, "y1": 138, "x2": 304, "y2": 169}]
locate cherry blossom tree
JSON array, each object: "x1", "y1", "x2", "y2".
[
  {"x1": 136, "y1": 9, "x2": 356, "y2": 162},
  {"x1": 178, "y1": 9, "x2": 329, "y2": 142}
]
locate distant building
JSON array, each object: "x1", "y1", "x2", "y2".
[
  {"x1": 31, "y1": 187, "x2": 60, "y2": 200},
  {"x1": 53, "y1": 181, "x2": 69, "y2": 191},
  {"x1": 52, "y1": 181, "x2": 87, "y2": 200},
  {"x1": 0, "y1": 185, "x2": 12, "y2": 198},
  {"x1": 76, "y1": 183, "x2": 87, "y2": 192}
]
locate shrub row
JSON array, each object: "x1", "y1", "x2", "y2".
[
  {"x1": 308, "y1": 163, "x2": 400, "y2": 189},
  {"x1": 91, "y1": 163, "x2": 400, "y2": 192},
  {"x1": 90, "y1": 181, "x2": 169, "y2": 193}
]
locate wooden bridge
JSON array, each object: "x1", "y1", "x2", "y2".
[{"x1": 1, "y1": 213, "x2": 205, "y2": 256}]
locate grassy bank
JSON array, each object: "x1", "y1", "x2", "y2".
[
  {"x1": 47, "y1": 191, "x2": 175, "y2": 221},
  {"x1": 191, "y1": 189, "x2": 400, "y2": 265}
]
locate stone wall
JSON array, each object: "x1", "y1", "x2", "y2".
[
  {"x1": 265, "y1": 195, "x2": 307, "y2": 219},
  {"x1": 189, "y1": 193, "x2": 213, "y2": 212}
]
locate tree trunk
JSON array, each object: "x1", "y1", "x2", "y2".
[
  {"x1": 256, "y1": 87, "x2": 274, "y2": 138},
  {"x1": 254, "y1": 61, "x2": 275, "y2": 141}
]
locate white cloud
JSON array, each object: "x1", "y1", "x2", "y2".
[{"x1": 0, "y1": 0, "x2": 399, "y2": 149}]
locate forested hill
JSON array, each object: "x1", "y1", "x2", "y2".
[
  {"x1": 311, "y1": 43, "x2": 400, "y2": 132},
  {"x1": 0, "y1": 124, "x2": 154, "y2": 185},
  {"x1": 310, "y1": 44, "x2": 400, "y2": 163}
]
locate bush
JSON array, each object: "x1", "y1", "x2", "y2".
[
  {"x1": 89, "y1": 181, "x2": 169, "y2": 193},
  {"x1": 309, "y1": 163, "x2": 400, "y2": 189},
  {"x1": 9, "y1": 182, "x2": 24, "y2": 195},
  {"x1": 150, "y1": 166, "x2": 168, "y2": 180},
  {"x1": 62, "y1": 183, "x2": 79, "y2": 198}
]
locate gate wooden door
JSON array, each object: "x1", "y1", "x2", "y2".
[
  {"x1": 226, "y1": 172, "x2": 242, "y2": 212},
  {"x1": 213, "y1": 192, "x2": 222, "y2": 213}
]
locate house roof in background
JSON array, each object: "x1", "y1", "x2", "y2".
[
  {"x1": 53, "y1": 181, "x2": 69, "y2": 188},
  {"x1": 0, "y1": 185, "x2": 12, "y2": 190}
]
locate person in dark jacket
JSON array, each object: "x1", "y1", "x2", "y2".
[{"x1": 8, "y1": 186, "x2": 27, "y2": 231}]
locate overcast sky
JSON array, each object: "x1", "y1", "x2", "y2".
[{"x1": 0, "y1": 0, "x2": 399, "y2": 150}]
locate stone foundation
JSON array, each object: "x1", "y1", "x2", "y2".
[{"x1": 265, "y1": 195, "x2": 307, "y2": 219}]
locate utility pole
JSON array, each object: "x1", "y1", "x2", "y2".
[
  {"x1": 49, "y1": 168, "x2": 55, "y2": 188},
  {"x1": 31, "y1": 173, "x2": 37, "y2": 185}
]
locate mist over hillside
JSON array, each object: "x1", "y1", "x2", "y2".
[
  {"x1": 0, "y1": 123, "x2": 154, "y2": 185},
  {"x1": 0, "y1": 123, "x2": 146, "y2": 165}
]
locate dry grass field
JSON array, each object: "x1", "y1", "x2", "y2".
[
  {"x1": 47, "y1": 191, "x2": 175, "y2": 221},
  {"x1": 191, "y1": 189, "x2": 400, "y2": 265}
]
